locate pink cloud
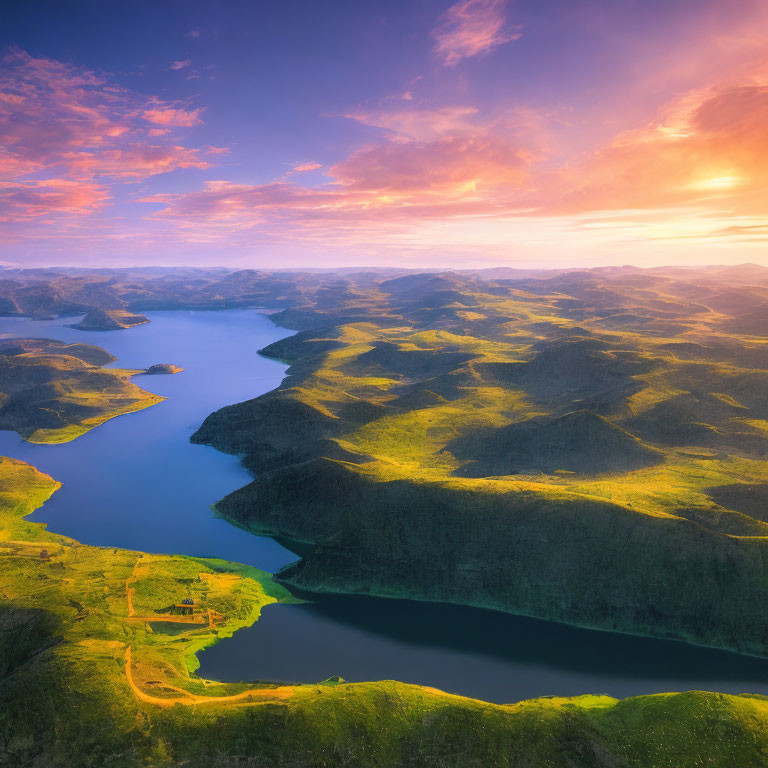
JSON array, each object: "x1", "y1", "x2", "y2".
[
  {"x1": 0, "y1": 179, "x2": 109, "y2": 222},
  {"x1": 138, "y1": 100, "x2": 543, "y2": 245},
  {"x1": 0, "y1": 48, "x2": 210, "y2": 183},
  {"x1": 0, "y1": 47, "x2": 215, "y2": 232},
  {"x1": 142, "y1": 106, "x2": 205, "y2": 127},
  {"x1": 10, "y1": 5, "x2": 768, "y2": 264},
  {"x1": 137, "y1": 60, "x2": 768, "y2": 251},
  {"x1": 61, "y1": 146, "x2": 210, "y2": 179},
  {"x1": 432, "y1": 0, "x2": 520, "y2": 67},
  {"x1": 332, "y1": 134, "x2": 528, "y2": 193},
  {"x1": 170, "y1": 59, "x2": 191, "y2": 70},
  {"x1": 139, "y1": 127, "x2": 533, "y2": 237}
]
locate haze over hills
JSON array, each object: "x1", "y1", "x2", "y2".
[{"x1": 2, "y1": 262, "x2": 768, "y2": 322}]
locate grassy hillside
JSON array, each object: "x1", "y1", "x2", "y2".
[
  {"x1": 5, "y1": 455, "x2": 768, "y2": 766},
  {"x1": 192, "y1": 266, "x2": 768, "y2": 656},
  {"x1": 0, "y1": 338, "x2": 163, "y2": 442}
]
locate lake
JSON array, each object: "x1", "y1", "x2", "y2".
[{"x1": 2, "y1": 308, "x2": 768, "y2": 704}]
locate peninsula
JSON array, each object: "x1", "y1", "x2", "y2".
[{"x1": 0, "y1": 338, "x2": 163, "y2": 443}]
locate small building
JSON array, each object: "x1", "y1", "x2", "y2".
[{"x1": 176, "y1": 598, "x2": 196, "y2": 615}]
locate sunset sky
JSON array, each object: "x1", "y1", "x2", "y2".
[{"x1": 3, "y1": 0, "x2": 768, "y2": 269}]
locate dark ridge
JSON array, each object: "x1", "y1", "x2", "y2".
[
  {"x1": 242, "y1": 438, "x2": 374, "y2": 476},
  {"x1": 672, "y1": 506, "x2": 768, "y2": 537},
  {"x1": 348, "y1": 341, "x2": 476, "y2": 378},
  {"x1": 449, "y1": 410, "x2": 662, "y2": 477},
  {"x1": 389, "y1": 388, "x2": 448, "y2": 410},
  {"x1": 706, "y1": 485, "x2": 768, "y2": 522},
  {"x1": 259, "y1": 329, "x2": 343, "y2": 363}
]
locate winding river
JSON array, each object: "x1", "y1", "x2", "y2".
[{"x1": 2, "y1": 308, "x2": 768, "y2": 704}]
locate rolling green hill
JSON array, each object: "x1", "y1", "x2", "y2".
[
  {"x1": 5, "y1": 455, "x2": 768, "y2": 767},
  {"x1": 192, "y1": 265, "x2": 768, "y2": 657},
  {"x1": 6, "y1": 264, "x2": 768, "y2": 764}
]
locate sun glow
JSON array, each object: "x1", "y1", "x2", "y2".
[{"x1": 693, "y1": 175, "x2": 744, "y2": 191}]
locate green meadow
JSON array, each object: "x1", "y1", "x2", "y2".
[{"x1": 5, "y1": 455, "x2": 768, "y2": 766}]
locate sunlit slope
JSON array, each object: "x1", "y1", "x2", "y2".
[
  {"x1": 0, "y1": 338, "x2": 163, "y2": 442},
  {"x1": 194, "y1": 267, "x2": 768, "y2": 656},
  {"x1": 0, "y1": 456, "x2": 297, "y2": 764},
  {"x1": 7, "y1": 456, "x2": 768, "y2": 766}
]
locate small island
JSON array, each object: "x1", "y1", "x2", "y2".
[
  {"x1": 144, "y1": 363, "x2": 184, "y2": 375},
  {"x1": 69, "y1": 309, "x2": 150, "y2": 331}
]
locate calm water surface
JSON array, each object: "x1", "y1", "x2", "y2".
[
  {"x1": 2, "y1": 309, "x2": 768, "y2": 703},
  {"x1": 0, "y1": 309, "x2": 295, "y2": 570}
]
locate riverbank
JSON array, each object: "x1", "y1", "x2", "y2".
[{"x1": 5, "y1": 455, "x2": 768, "y2": 767}]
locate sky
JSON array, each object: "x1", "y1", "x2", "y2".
[{"x1": 3, "y1": 0, "x2": 768, "y2": 269}]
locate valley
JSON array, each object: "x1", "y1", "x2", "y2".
[{"x1": 3, "y1": 266, "x2": 768, "y2": 765}]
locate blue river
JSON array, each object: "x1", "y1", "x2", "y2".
[{"x1": 2, "y1": 308, "x2": 768, "y2": 704}]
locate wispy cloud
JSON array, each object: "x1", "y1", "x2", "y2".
[
  {"x1": 139, "y1": 109, "x2": 535, "y2": 238},
  {"x1": 0, "y1": 179, "x2": 109, "y2": 222},
  {"x1": 170, "y1": 58, "x2": 192, "y2": 70},
  {"x1": 291, "y1": 161, "x2": 323, "y2": 172},
  {"x1": 536, "y1": 82, "x2": 768, "y2": 220},
  {"x1": 137, "y1": 55, "x2": 768, "y2": 255},
  {"x1": 345, "y1": 105, "x2": 479, "y2": 140},
  {"x1": 142, "y1": 106, "x2": 205, "y2": 127},
  {"x1": 0, "y1": 47, "x2": 212, "y2": 226},
  {"x1": 432, "y1": 0, "x2": 520, "y2": 67},
  {"x1": 8, "y1": 3, "x2": 768, "y2": 267}
]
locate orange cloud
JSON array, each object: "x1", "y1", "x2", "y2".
[
  {"x1": 292, "y1": 161, "x2": 323, "y2": 172},
  {"x1": 61, "y1": 146, "x2": 210, "y2": 179},
  {"x1": 139, "y1": 99, "x2": 545, "y2": 244},
  {"x1": 142, "y1": 107, "x2": 205, "y2": 127},
  {"x1": 10, "y1": 8, "x2": 768, "y2": 265},
  {"x1": 138, "y1": 62, "x2": 768, "y2": 255},
  {"x1": 140, "y1": 129, "x2": 532, "y2": 239},
  {"x1": 332, "y1": 133, "x2": 528, "y2": 193},
  {"x1": 538, "y1": 82, "x2": 768, "y2": 220},
  {"x1": 432, "y1": 0, "x2": 520, "y2": 67}
]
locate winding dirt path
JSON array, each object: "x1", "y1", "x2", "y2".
[{"x1": 124, "y1": 647, "x2": 294, "y2": 707}]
